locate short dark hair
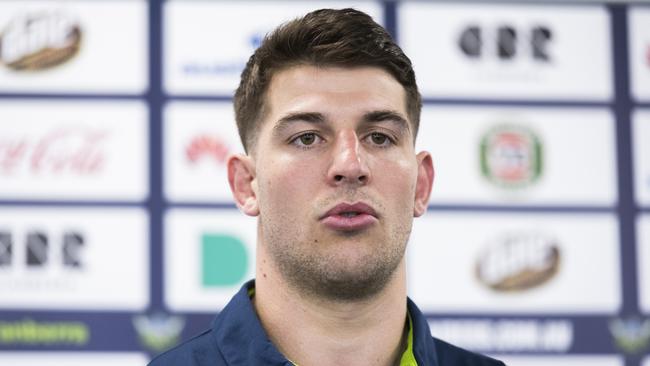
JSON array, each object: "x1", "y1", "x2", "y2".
[{"x1": 233, "y1": 8, "x2": 421, "y2": 153}]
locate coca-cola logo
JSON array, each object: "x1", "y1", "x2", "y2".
[
  {"x1": 0, "y1": 128, "x2": 109, "y2": 175},
  {"x1": 475, "y1": 232, "x2": 561, "y2": 292},
  {"x1": 186, "y1": 135, "x2": 230, "y2": 166},
  {"x1": 0, "y1": 11, "x2": 82, "y2": 71}
]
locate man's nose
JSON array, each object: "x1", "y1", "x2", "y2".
[{"x1": 326, "y1": 130, "x2": 370, "y2": 186}]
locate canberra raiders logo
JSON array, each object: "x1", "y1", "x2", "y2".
[{"x1": 480, "y1": 124, "x2": 543, "y2": 188}]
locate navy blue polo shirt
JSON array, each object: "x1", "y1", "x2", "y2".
[{"x1": 149, "y1": 280, "x2": 506, "y2": 366}]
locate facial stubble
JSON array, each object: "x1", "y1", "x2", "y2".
[{"x1": 260, "y1": 193, "x2": 413, "y2": 302}]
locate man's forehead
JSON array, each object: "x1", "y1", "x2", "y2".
[
  {"x1": 267, "y1": 64, "x2": 405, "y2": 95},
  {"x1": 263, "y1": 65, "x2": 410, "y2": 123}
]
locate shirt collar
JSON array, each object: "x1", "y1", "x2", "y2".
[
  {"x1": 407, "y1": 296, "x2": 440, "y2": 365},
  {"x1": 211, "y1": 280, "x2": 439, "y2": 366}
]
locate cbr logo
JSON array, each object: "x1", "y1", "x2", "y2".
[
  {"x1": 458, "y1": 24, "x2": 553, "y2": 61},
  {"x1": 0, "y1": 230, "x2": 84, "y2": 268}
]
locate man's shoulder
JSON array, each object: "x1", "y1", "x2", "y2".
[
  {"x1": 147, "y1": 328, "x2": 225, "y2": 366},
  {"x1": 432, "y1": 336, "x2": 506, "y2": 366}
]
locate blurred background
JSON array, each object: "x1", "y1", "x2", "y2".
[{"x1": 0, "y1": 0, "x2": 649, "y2": 365}]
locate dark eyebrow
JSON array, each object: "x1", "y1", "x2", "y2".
[
  {"x1": 361, "y1": 110, "x2": 411, "y2": 134},
  {"x1": 273, "y1": 112, "x2": 326, "y2": 135},
  {"x1": 271, "y1": 110, "x2": 411, "y2": 136}
]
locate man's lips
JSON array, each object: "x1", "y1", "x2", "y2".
[{"x1": 319, "y1": 202, "x2": 378, "y2": 231}]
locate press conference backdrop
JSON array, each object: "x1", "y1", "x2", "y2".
[{"x1": 0, "y1": 0, "x2": 648, "y2": 365}]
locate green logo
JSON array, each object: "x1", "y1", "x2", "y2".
[
  {"x1": 202, "y1": 233, "x2": 248, "y2": 287},
  {"x1": 133, "y1": 313, "x2": 185, "y2": 352},
  {"x1": 480, "y1": 124, "x2": 543, "y2": 189},
  {"x1": 609, "y1": 317, "x2": 650, "y2": 355}
]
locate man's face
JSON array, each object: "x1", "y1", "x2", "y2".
[{"x1": 234, "y1": 65, "x2": 432, "y2": 301}]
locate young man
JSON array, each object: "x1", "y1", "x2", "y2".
[{"x1": 150, "y1": 8, "x2": 505, "y2": 366}]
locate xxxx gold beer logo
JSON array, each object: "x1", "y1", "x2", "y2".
[
  {"x1": 0, "y1": 11, "x2": 82, "y2": 71},
  {"x1": 480, "y1": 124, "x2": 543, "y2": 189},
  {"x1": 475, "y1": 233, "x2": 560, "y2": 292}
]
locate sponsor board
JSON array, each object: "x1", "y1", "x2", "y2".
[
  {"x1": 633, "y1": 110, "x2": 650, "y2": 207},
  {"x1": 629, "y1": 7, "x2": 650, "y2": 102},
  {"x1": 639, "y1": 215, "x2": 650, "y2": 313},
  {"x1": 0, "y1": 0, "x2": 147, "y2": 93},
  {"x1": 0, "y1": 101, "x2": 148, "y2": 201},
  {"x1": 164, "y1": 1, "x2": 382, "y2": 95},
  {"x1": 407, "y1": 213, "x2": 620, "y2": 313},
  {"x1": 164, "y1": 209, "x2": 256, "y2": 312},
  {"x1": 398, "y1": 3, "x2": 612, "y2": 100},
  {"x1": 0, "y1": 208, "x2": 149, "y2": 310},
  {"x1": 416, "y1": 106, "x2": 617, "y2": 205},
  {"x1": 164, "y1": 102, "x2": 241, "y2": 203},
  {"x1": 429, "y1": 319, "x2": 573, "y2": 352},
  {"x1": 0, "y1": 352, "x2": 148, "y2": 366},
  {"x1": 493, "y1": 355, "x2": 624, "y2": 366}
]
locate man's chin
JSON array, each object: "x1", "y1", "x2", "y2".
[
  {"x1": 319, "y1": 273, "x2": 388, "y2": 301},
  {"x1": 284, "y1": 259, "x2": 401, "y2": 302}
]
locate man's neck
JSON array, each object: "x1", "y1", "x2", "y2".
[{"x1": 253, "y1": 258, "x2": 408, "y2": 366}]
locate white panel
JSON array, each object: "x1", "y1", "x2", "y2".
[
  {"x1": 0, "y1": 352, "x2": 148, "y2": 366},
  {"x1": 164, "y1": 101, "x2": 242, "y2": 203},
  {"x1": 416, "y1": 106, "x2": 617, "y2": 206},
  {"x1": 0, "y1": 101, "x2": 149, "y2": 201},
  {"x1": 634, "y1": 109, "x2": 650, "y2": 207},
  {"x1": 164, "y1": 1, "x2": 383, "y2": 95},
  {"x1": 408, "y1": 213, "x2": 620, "y2": 313},
  {"x1": 0, "y1": 208, "x2": 149, "y2": 310},
  {"x1": 399, "y1": 3, "x2": 612, "y2": 100},
  {"x1": 0, "y1": 0, "x2": 148, "y2": 93},
  {"x1": 494, "y1": 355, "x2": 624, "y2": 366},
  {"x1": 639, "y1": 214, "x2": 650, "y2": 314},
  {"x1": 165, "y1": 209, "x2": 256, "y2": 312},
  {"x1": 629, "y1": 7, "x2": 650, "y2": 102}
]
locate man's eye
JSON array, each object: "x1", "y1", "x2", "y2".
[
  {"x1": 291, "y1": 132, "x2": 321, "y2": 147},
  {"x1": 369, "y1": 132, "x2": 391, "y2": 146},
  {"x1": 300, "y1": 133, "x2": 316, "y2": 145}
]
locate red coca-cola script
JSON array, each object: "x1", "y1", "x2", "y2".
[{"x1": 0, "y1": 128, "x2": 108, "y2": 175}]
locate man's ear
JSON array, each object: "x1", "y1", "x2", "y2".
[
  {"x1": 227, "y1": 154, "x2": 259, "y2": 217},
  {"x1": 413, "y1": 151, "x2": 434, "y2": 217}
]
